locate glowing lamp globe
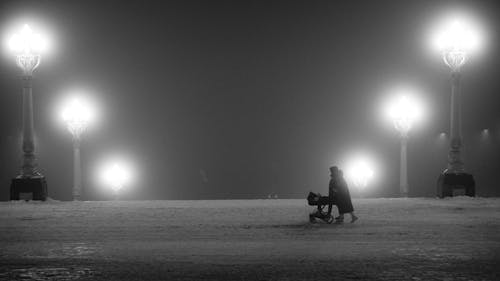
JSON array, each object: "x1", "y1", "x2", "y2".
[
  {"x1": 61, "y1": 98, "x2": 95, "y2": 138},
  {"x1": 386, "y1": 95, "x2": 423, "y2": 136},
  {"x1": 8, "y1": 24, "x2": 49, "y2": 55},
  {"x1": 345, "y1": 158, "x2": 375, "y2": 191},
  {"x1": 7, "y1": 24, "x2": 50, "y2": 75},
  {"x1": 431, "y1": 16, "x2": 483, "y2": 71},
  {"x1": 100, "y1": 162, "x2": 133, "y2": 193}
]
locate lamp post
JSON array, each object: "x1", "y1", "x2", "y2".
[
  {"x1": 62, "y1": 98, "x2": 93, "y2": 200},
  {"x1": 387, "y1": 96, "x2": 420, "y2": 197},
  {"x1": 433, "y1": 18, "x2": 480, "y2": 197},
  {"x1": 8, "y1": 24, "x2": 49, "y2": 200}
]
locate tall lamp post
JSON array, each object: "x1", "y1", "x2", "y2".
[
  {"x1": 432, "y1": 18, "x2": 481, "y2": 197},
  {"x1": 62, "y1": 98, "x2": 93, "y2": 200},
  {"x1": 8, "y1": 24, "x2": 49, "y2": 200},
  {"x1": 387, "y1": 96, "x2": 421, "y2": 197}
]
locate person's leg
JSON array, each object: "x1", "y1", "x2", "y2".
[
  {"x1": 327, "y1": 194, "x2": 335, "y2": 217},
  {"x1": 335, "y1": 213, "x2": 344, "y2": 223},
  {"x1": 350, "y1": 212, "x2": 358, "y2": 223}
]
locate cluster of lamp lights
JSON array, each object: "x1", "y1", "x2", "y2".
[
  {"x1": 5, "y1": 12, "x2": 484, "y2": 199},
  {"x1": 7, "y1": 24, "x2": 133, "y2": 200},
  {"x1": 60, "y1": 97, "x2": 133, "y2": 199},
  {"x1": 339, "y1": 14, "x2": 484, "y2": 196},
  {"x1": 382, "y1": 14, "x2": 483, "y2": 196}
]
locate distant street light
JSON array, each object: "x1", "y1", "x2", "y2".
[
  {"x1": 62, "y1": 97, "x2": 95, "y2": 200},
  {"x1": 480, "y1": 129, "x2": 489, "y2": 139},
  {"x1": 432, "y1": 16, "x2": 482, "y2": 197},
  {"x1": 345, "y1": 157, "x2": 374, "y2": 193},
  {"x1": 100, "y1": 161, "x2": 133, "y2": 199},
  {"x1": 7, "y1": 24, "x2": 50, "y2": 200},
  {"x1": 436, "y1": 132, "x2": 448, "y2": 146},
  {"x1": 386, "y1": 95, "x2": 422, "y2": 197}
]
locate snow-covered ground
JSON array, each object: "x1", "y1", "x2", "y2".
[{"x1": 0, "y1": 198, "x2": 499, "y2": 280}]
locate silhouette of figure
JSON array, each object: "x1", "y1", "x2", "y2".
[
  {"x1": 315, "y1": 168, "x2": 338, "y2": 217},
  {"x1": 329, "y1": 166, "x2": 358, "y2": 223}
]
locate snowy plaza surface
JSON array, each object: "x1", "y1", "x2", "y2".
[{"x1": 0, "y1": 198, "x2": 499, "y2": 280}]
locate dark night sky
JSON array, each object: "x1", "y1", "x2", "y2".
[{"x1": 0, "y1": 0, "x2": 499, "y2": 200}]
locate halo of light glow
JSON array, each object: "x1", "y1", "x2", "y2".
[
  {"x1": 99, "y1": 161, "x2": 134, "y2": 192},
  {"x1": 385, "y1": 94, "x2": 424, "y2": 136},
  {"x1": 3, "y1": 19, "x2": 56, "y2": 59},
  {"x1": 345, "y1": 156, "x2": 375, "y2": 191},
  {"x1": 8, "y1": 24, "x2": 49, "y2": 55},
  {"x1": 5, "y1": 23, "x2": 53, "y2": 75},
  {"x1": 430, "y1": 14, "x2": 484, "y2": 71},
  {"x1": 431, "y1": 17, "x2": 482, "y2": 54},
  {"x1": 61, "y1": 97, "x2": 96, "y2": 138}
]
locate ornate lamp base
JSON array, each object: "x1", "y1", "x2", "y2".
[
  {"x1": 437, "y1": 172, "x2": 475, "y2": 198},
  {"x1": 10, "y1": 176, "x2": 48, "y2": 201}
]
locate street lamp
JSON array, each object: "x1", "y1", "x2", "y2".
[
  {"x1": 7, "y1": 24, "x2": 50, "y2": 200},
  {"x1": 61, "y1": 98, "x2": 95, "y2": 200},
  {"x1": 386, "y1": 95, "x2": 422, "y2": 197},
  {"x1": 345, "y1": 157, "x2": 374, "y2": 195},
  {"x1": 432, "y1": 16, "x2": 482, "y2": 197},
  {"x1": 100, "y1": 161, "x2": 133, "y2": 200}
]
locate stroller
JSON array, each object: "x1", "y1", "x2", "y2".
[{"x1": 307, "y1": 192, "x2": 335, "y2": 224}]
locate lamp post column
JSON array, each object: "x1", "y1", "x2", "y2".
[
  {"x1": 437, "y1": 68, "x2": 474, "y2": 198},
  {"x1": 436, "y1": 54, "x2": 475, "y2": 197},
  {"x1": 21, "y1": 75, "x2": 40, "y2": 177},
  {"x1": 11, "y1": 72, "x2": 48, "y2": 201},
  {"x1": 73, "y1": 136, "x2": 82, "y2": 200},
  {"x1": 400, "y1": 135, "x2": 409, "y2": 197},
  {"x1": 448, "y1": 71, "x2": 464, "y2": 172}
]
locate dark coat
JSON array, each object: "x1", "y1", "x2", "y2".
[{"x1": 329, "y1": 177, "x2": 354, "y2": 214}]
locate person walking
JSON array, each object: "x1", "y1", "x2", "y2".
[{"x1": 329, "y1": 166, "x2": 358, "y2": 223}]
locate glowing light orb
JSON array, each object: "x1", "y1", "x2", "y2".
[
  {"x1": 385, "y1": 95, "x2": 424, "y2": 136},
  {"x1": 430, "y1": 14, "x2": 484, "y2": 71},
  {"x1": 8, "y1": 24, "x2": 49, "y2": 55},
  {"x1": 99, "y1": 161, "x2": 133, "y2": 192},
  {"x1": 61, "y1": 97, "x2": 95, "y2": 138},
  {"x1": 6, "y1": 23, "x2": 52, "y2": 75},
  {"x1": 345, "y1": 157, "x2": 375, "y2": 191},
  {"x1": 432, "y1": 18, "x2": 482, "y2": 53},
  {"x1": 481, "y1": 129, "x2": 490, "y2": 140},
  {"x1": 437, "y1": 132, "x2": 447, "y2": 141}
]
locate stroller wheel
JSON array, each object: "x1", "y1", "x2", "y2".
[
  {"x1": 309, "y1": 214, "x2": 316, "y2": 223},
  {"x1": 326, "y1": 216, "x2": 334, "y2": 224}
]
